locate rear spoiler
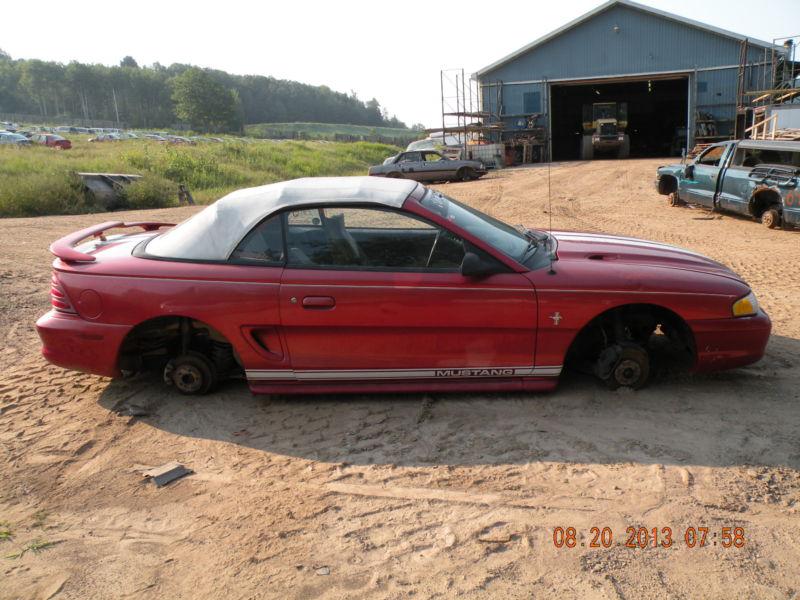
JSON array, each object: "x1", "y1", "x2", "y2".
[{"x1": 50, "y1": 221, "x2": 174, "y2": 263}]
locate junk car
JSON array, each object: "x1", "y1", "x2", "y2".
[
  {"x1": 657, "y1": 139, "x2": 800, "y2": 228},
  {"x1": 37, "y1": 177, "x2": 770, "y2": 396},
  {"x1": 369, "y1": 151, "x2": 486, "y2": 183}
]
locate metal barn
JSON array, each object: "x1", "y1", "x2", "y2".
[{"x1": 474, "y1": 0, "x2": 782, "y2": 161}]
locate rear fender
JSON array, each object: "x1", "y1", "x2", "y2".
[{"x1": 748, "y1": 186, "x2": 783, "y2": 217}]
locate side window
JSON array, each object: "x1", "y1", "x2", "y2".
[
  {"x1": 697, "y1": 145, "x2": 725, "y2": 167},
  {"x1": 230, "y1": 215, "x2": 284, "y2": 264},
  {"x1": 733, "y1": 148, "x2": 752, "y2": 167},
  {"x1": 734, "y1": 148, "x2": 800, "y2": 168},
  {"x1": 398, "y1": 152, "x2": 420, "y2": 163},
  {"x1": 423, "y1": 152, "x2": 443, "y2": 162},
  {"x1": 285, "y1": 206, "x2": 465, "y2": 271}
]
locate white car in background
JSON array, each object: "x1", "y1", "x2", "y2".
[
  {"x1": 369, "y1": 150, "x2": 486, "y2": 182},
  {"x1": 0, "y1": 132, "x2": 31, "y2": 145},
  {"x1": 407, "y1": 134, "x2": 462, "y2": 159}
]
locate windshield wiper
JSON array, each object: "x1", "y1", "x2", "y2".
[{"x1": 516, "y1": 225, "x2": 551, "y2": 262}]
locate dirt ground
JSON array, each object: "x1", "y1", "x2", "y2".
[{"x1": 1, "y1": 159, "x2": 799, "y2": 600}]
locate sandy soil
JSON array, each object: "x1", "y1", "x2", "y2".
[{"x1": 1, "y1": 159, "x2": 799, "y2": 600}]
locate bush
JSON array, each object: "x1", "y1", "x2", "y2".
[
  {"x1": 0, "y1": 170, "x2": 89, "y2": 217},
  {"x1": 121, "y1": 177, "x2": 178, "y2": 210}
]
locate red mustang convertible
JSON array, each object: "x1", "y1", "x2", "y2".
[{"x1": 37, "y1": 177, "x2": 770, "y2": 395}]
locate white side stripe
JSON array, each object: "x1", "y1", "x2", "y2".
[{"x1": 245, "y1": 365, "x2": 562, "y2": 382}]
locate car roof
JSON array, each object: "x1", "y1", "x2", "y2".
[
  {"x1": 146, "y1": 176, "x2": 422, "y2": 261},
  {"x1": 737, "y1": 139, "x2": 800, "y2": 152}
]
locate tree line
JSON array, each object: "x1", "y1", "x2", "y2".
[{"x1": 0, "y1": 50, "x2": 407, "y2": 132}]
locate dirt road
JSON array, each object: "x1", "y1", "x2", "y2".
[{"x1": 2, "y1": 159, "x2": 799, "y2": 599}]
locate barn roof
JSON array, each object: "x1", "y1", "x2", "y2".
[{"x1": 475, "y1": 0, "x2": 779, "y2": 78}]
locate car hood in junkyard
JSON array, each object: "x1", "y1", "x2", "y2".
[{"x1": 550, "y1": 231, "x2": 743, "y2": 282}]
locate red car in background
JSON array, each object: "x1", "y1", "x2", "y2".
[
  {"x1": 36, "y1": 177, "x2": 771, "y2": 396},
  {"x1": 31, "y1": 133, "x2": 72, "y2": 149}
]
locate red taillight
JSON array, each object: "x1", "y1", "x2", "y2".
[{"x1": 51, "y1": 273, "x2": 76, "y2": 314}]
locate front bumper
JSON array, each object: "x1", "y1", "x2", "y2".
[
  {"x1": 689, "y1": 309, "x2": 771, "y2": 372},
  {"x1": 35, "y1": 310, "x2": 130, "y2": 377}
]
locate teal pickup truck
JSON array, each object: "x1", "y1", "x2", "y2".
[{"x1": 656, "y1": 139, "x2": 800, "y2": 229}]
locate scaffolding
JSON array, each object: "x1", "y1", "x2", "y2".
[
  {"x1": 735, "y1": 34, "x2": 800, "y2": 140},
  {"x1": 434, "y1": 68, "x2": 547, "y2": 166},
  {"x1": 434, "y1": 69, "x2": 498, "y2": 150}
]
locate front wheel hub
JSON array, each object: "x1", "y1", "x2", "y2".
[{"x1": 614, "y1": 359, "x2": 642, "y2": 387}]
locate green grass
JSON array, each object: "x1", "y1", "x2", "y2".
[
  {"x1": 246, "y1": 122, "x2": 421, "y2": 143},
  {"x1": 0, "y1": 138, "x2": 400, "y2": 217},
  {"x1": 4, "y1": 539, "x2": 59, "y2": 559},
  {"x1": 0, "y1": 521, "x2": 12, "y2": 541}
]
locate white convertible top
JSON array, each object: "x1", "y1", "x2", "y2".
[{"x1": 146, "y1": 176, "x2": 420, "y2": 260}]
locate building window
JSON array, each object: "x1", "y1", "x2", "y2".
[{"x1": 523, "y1": 91, "x2": 541, "y2": 114}]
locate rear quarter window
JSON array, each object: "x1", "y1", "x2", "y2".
[
  {"x1": 734, "y1": 148, "x2": 800, "y2": 168},
  {"x1": 229, "y1": 215, "x2": 285, "y2": 264}
]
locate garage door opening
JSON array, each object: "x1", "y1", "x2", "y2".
[{"x1": 550, "y1": 77, "x2": 688, "y2": 161}]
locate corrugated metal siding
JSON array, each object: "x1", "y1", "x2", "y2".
[
  {"x1": 479, "y1": 4, "x2": 763, "y2": 84},
  {"x1": 692, "y1": 62, "x2": 772, "y2": 136},
  {"x1": 695, "y1": 69, "x2": 736, "y2": 132},
  {"x1": 483, "y1": 83, "x2": 547, "y2": 118}
]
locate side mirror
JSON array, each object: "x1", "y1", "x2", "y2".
[
  {"x1": 684, "y1": 164, "x2": 694, "y2": 179},
  {"x1": 461, "y1": 251, "x2": 502, "y2": 278}
]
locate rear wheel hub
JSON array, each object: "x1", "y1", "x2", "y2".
[{"x1": 174, "y1": 364, "x2": 203, "y2": 394}]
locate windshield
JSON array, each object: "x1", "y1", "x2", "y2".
[
  {"x1": 420, "y1": 189, "x2": 539, "y2": 263},
  {"x1": 407, "y1": 139, "x2": 437, "y2": 151}
]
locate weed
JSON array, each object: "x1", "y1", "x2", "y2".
[
  {"x1": 0, "y1": 521, "x2": 12, "y2": 541},
  {"x1": 31, "y1": 511, "x2": 48, "y2": 529},
  {"x1": 5, "y1": 539, "x2": 60, "y2": 559}
]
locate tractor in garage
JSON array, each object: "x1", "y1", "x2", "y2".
[{"x1": 580, "y1": 102, "x2": 630, "y2": 160}]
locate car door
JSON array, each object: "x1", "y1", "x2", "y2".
[
  {"x1": 396, "y1": 152, "x2": 425, "y2": 180},
  {"x1": 419, "y1": 151, "x2": 455, "y2": 181},
  {"x1": 277, "y1": 205, "x2": 537, "y2": 382},
  {"x1": 680, "y1": 144, "x2": 728, "y2": 208},
  {"x1": 717, "y1": 144, "x2": 755, "y2": 215}
]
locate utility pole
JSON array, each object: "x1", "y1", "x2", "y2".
[{"x1": 112, "y1": 88, "x2": 121, "y2": 127}]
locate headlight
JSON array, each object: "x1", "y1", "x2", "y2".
[{"x1": 732, "y1": 291, "x2": 759, "y2": 317}]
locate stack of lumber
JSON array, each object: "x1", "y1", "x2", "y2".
[{"x1": 771, "y1": 128, "x2": 800, "y2": 141}]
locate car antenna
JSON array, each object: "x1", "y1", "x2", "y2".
[{"x1": 546, "y1": 106, "x2": 557, "y2": 276}]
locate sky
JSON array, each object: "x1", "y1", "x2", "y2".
[{"x1": 2, "y1": 0, "x2": 798, "y2": 127}]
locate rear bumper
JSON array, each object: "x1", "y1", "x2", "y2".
[
  {"x1": 689, "y1": 309, "x2": 771, "y2": 372},
  {"x1": 35, "y1": 310, "x2": 130, "y2": 377}
]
